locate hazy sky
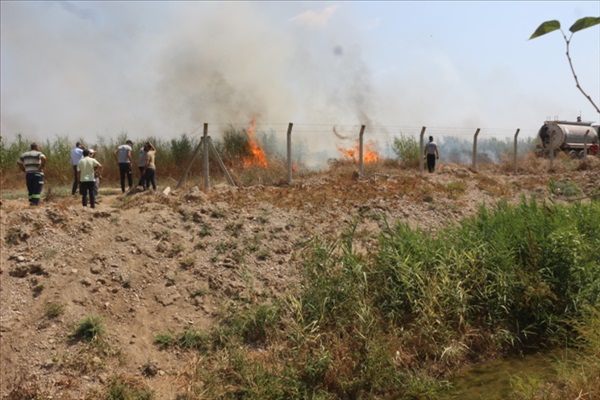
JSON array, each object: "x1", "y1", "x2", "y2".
[{"x1": 1, "y1": 1, "x2": 599, "y2": 151}]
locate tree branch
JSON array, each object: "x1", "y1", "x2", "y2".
[{"x1": 562, "y1": 30, "x2": 600, "y2": 114}]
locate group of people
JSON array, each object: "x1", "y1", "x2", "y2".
[
  {"x1": 17, "y1": 136, "x2": 437, "y2": 207},
  {"x1": 114, "y1": 139, "x2": 157, "y2": 193},
  {"x1": 17, "y1": 139, "x2": 157, "y2": 207},
  {"x1": 70, "y1": 142, "x2": 102, "y2": 205}
]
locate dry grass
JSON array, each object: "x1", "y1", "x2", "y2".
[{"x1": 475, "y1": 175, "x2": 511, "y2": 197}]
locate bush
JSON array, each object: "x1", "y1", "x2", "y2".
[
  {"x1": 105, "y1": 376, "x2": 154, "y2": 400},
  {"x1": 45, "y1": 302, "x2": 65, "y2": 319},
  {"x1": 69, "y1": 315, "x2": 105, "y2": 343},
  {"x1": 391, "y1": 134, "x2": 420, "y2": 168}
]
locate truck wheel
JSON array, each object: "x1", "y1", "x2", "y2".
[{"x1": 569, "y1": 150, "x2": 577, "y2": 159}]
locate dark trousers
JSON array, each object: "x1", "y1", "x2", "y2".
[
  {"x1": 118, "y1": 163, "x2": 133, "y2": 193},
  {"x1": 80, "y1": 181, "x2": 96, "y2": 208},
  {"x1": 144, "y1": 168, "x2": 156, "y2": 190},
  {"x1": 71, "y1": 165, "x2": 79, "y2": 195},
  {"x1": 138, "y1": 166, "x2": 145, "y2": 186},
  {"x1": 427, "y1": 154, "x2": 436, "y2": 173},
  {"x1": 26, "y1": 172, "x2": 44, "y2": 205},
  {"x1": 94, "y1": 177, "x2": 99, "y2": 198}
]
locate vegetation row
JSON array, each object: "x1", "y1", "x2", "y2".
[{"x1": 1, "y1": 129, "x2": 538, "y2": 190}]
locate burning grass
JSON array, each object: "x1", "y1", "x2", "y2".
[{"x1": 2, "y1": 129, "x2": 599, "y2": 194}]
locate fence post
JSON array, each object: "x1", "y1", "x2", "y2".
[
  {"x1": 359, "y1": 125, "x2": 366, "y2": 175},
  {"x1": 513, "y1": 128, "x2": 520, "y2": 175},
  {"x1": 207, "y1": 138, "x2": 235, "y2": 186},
  {"x1": 176, "y1": 127, "x2": 204, "y2": 189},
  {"x1": 203, "y1": 123, "x2": 210, "y2": 191},
  {"x1": 584, "y1": 129, "x2": 589, "y2": 159},
  {"x1": 419, "y1": 127, "x2": 427, "y2": 174},
  {"x1": 287, "y1": 122, "x2": 294, "y2": 184},
  {"x1": 549, "y1": 129, "x2": 556, "y2": 173},
  {"x1": 472, "y1": 128, "x2": 480, "y2": 170}
]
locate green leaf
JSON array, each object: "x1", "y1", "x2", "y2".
[
  {"x1": 529, "y1": 20, "x2": 561, "y2": 39},
  {"x1": 569, "y1": 16, "x2": 600, "y2": 33}
]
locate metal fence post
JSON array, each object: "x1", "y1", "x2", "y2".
[
  {"x1": 287, "y1": 123, "x2": 294, "y2": 184},
  {"x1": 203, "y1": 123, "x2": 209, "y2": 191},
  {"x1": 359, "y1": 125, "x2": 366, "y2": 175},
  {"x1": 472, "y1": 128, "x2": 480, "y2": 170},
  {"x1": 549, "y1": 129, "x2": 556, "y2": 172},
  {"x1": 513, "y1": 128, "x2": 520, "y2": 175},
  {"x1": 584, "y1": 129, "x2": 589, "y2": 159},
  {"x1": 419, "y1": 127, "x2": 426, "y2": 174}
]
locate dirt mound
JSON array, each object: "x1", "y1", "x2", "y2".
[{"x1": 1, "y1": 165, "x2": 598, "y2": 397}]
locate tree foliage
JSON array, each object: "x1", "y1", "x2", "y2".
[{"x1": 530, "y1": 16, "x2": 600, "y2": 115}]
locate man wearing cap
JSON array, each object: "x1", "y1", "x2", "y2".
[
  {"x1": 70, "y1": 142, "x2": 84, "y2": 195},
  {"x1": 88, "y1": 149, "x2": 102, "y2": 198},
  {"x1": 114, "y1": 139, "x2": 133, "y2": 193},
  {"x1": 17, "y1": 143, "x2": 47, "y2": 206}
]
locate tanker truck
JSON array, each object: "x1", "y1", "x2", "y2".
[{"x1": 537, "y1": 120, "x2": 600, "y2": 158}]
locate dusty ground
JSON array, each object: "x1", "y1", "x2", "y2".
[{"x1": 1, "y1": 158, "x2": 599, "y2": 398}]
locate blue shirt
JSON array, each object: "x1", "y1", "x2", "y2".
[{"x1": 70, "y1": 147, "x2": 83, "y2": 166}]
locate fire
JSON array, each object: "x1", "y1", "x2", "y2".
[
  {"x1": 338, "y1": 141, "x2": 379, "y2": 163},
  {"x1": 243, "y1": 117, "x2": 268, "y2": 168}
]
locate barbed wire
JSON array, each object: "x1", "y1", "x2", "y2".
[{"x1": 184, "y1": 121, "x2": 540, "y2": 139}]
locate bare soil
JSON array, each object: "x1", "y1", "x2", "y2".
[{"x1": 1, "y1": 159, "x2": 599, "y2": 398}]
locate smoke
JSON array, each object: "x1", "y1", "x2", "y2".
[
  {"x1": 2, "y1": 1, "x2": 596, "y2": 162},
  {"x1": 1, "y1": 2, "x2": 378, "y2": 153}
]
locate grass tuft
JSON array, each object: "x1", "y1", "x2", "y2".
[{"x1": 68, "y1": 315, "x2": 105, "y2": 343}]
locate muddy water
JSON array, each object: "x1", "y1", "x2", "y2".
[{"x1": 442, "y1": 351, "x2": 567, "y2": 399}]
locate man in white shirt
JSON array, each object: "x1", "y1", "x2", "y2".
[
  {"x1": 70, "y1": 142, "x2": 84, "y2": 195},
  {"x1": 114, "y1": 139, "x2": 133, "y2": 193},
  {"x1": 424, "y1": 136, "x2": 440, "y2": 173}
]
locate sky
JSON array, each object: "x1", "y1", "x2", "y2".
[{"x1": 1, "y1": 1, "x2": 599, "y2": 158}]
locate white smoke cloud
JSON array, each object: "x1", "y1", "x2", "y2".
[{"x1": 1, "y1": 1, "x2": 597, "y2": 158}]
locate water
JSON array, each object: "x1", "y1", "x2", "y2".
[{"x1": 442, "y1": 351, "x2": 566, "y2": 400}]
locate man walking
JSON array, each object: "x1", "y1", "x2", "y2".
[
  {"x1": 70, "y1": 142, "x2": 84, "y2": 195},
  {"x1": 77, "y1": 149, "x2": 102, "y2": 208},
  {"x1": 114, "y1": 139, "x2": 133, "y2": 193},
  {"x1": 17, "y1": 143, "x2": 47, "y2": 206},
  {"x1": 424, "y1": 136, "x2": 440, "y2": 173}
]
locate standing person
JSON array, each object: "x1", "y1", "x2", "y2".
[
  {"x1": 17, "y1": 143, "x2": 47, "y2": 206},
  {"x1": 88, "y1": 149, "x2": 102, "y2": 199},
  {"x1": 136, "y1": 144, "x2": 147, "y2": 188},
  {"x1": 77, "y1": 149, "x2": 102, "y2": 208},
  {"x1": 114, "y1": 139, "x2": 133, "y2": 193},
  {"x1": 70, "y1": 142, "x2": 84, "y2": 195},
  {"x1": 424, "y1": 136, "x2": 439, "y2": 173},
  {"x1": 142, "y1": 142, "x2": 157, "y2": 191}
]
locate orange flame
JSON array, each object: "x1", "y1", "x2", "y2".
[
  {"x1": 338, "y1": 141, "x2": 379, "y2": 163},
  {"x1": 243, "y1": 117, "x2": 268, "y2": 168}
]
